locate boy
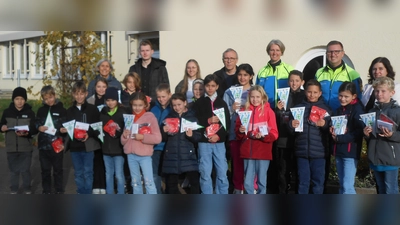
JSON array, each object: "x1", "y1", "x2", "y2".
[
  {"x1": 150, "y1": 83, "x2": 172, "y2": 193},
  {"x1": 0, "y1": 87, "x2": 38, "y2": 194},
  {"x1": 289, "y1": 79, "x2": 331, "y2": 194},
  {"x1": 364, "y1": 77, "x2": 400, "y2": 194},
  {"x1": 61, "y1": 81, "x2": 101, "y2": 194},
  {"x1": 36, "y1": 85, "x2": 67, "y2": 194}
]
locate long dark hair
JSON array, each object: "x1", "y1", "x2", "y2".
[{"x1": 368, "y1": 57, "x2": 395, "y2": 84}]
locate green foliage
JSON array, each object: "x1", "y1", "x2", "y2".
[{"x1": 27, "y1": 31, "x2": 107, "y2": 106}]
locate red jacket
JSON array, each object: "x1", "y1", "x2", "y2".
[{"x1": 235, "y1": 103, "x2": 278, "y2": 160}]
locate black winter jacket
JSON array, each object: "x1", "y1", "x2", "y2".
[
  {"x1": 36, "y1": 100, "x2": 67, "y2": 151},
  {"x1": 120, "y1": 89, "x2": 135, "y2": 110},
  {"x1": 213, "y1": 66, "x2": 239, "y2": 97},
  {"x1": 161, "y1": 109, "x2": 201, "y2": 174},
  {"x1": 0, "y1": 103, "x2": 38, "y2": 152},
  {"x1": 289, "y1": 98, "x2": 332, "y2": 159},
  {"x1": 100, "y1": 106, "x2": 126, "y2": 156}
]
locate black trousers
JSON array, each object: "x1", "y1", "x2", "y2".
[
  {"x1": 92, "y1": 150, "x2": 106, "y2": 189},
  {"x1": 276, "y1": 147, "x2": 297, "y2": 194},
  {"x1": 39, "y1": 150, "x2": 64, "y2": 193},
  {"x1": 7, "y1": 152, "x2": 32, "y2": 192},
  {"x1": 165, "y1": 171, "x2": 200, "y2": 194}
]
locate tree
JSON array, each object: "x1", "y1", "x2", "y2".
[{"x1": 28, "y1": 31, "x2": 107, "y2": 107}]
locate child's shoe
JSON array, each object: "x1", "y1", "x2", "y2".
[{"x1": 92, "y1": 188, "x2": 101, "y2": 194}]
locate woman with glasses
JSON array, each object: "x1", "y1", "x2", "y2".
[{"x1": 175, "y1": 59, "x2": 202, "y2": 103}]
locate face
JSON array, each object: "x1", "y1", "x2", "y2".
[
  {"x1": 125, "y1": 77, "x2": 136, "y2": 92},
  {"x1": 306, "y1": 85, "x2": 322, "y2": 103},
  {"x1": 73, "y1": 90, "x2": 88, "y2": 106},
  {"x1": 222, "y1": 51, "x2": 238, "y2": 71},
  {"x1": 372, "y1": 62, "x2": 388, "y2": 79},
  {"x1": 95, "y1": 81, "x2": 107, "y2": 96},
  {"x1": 13, "y1": 96, "x2": 25, "y2": 110},
  {"x1": 249, "y1": 90, "x2": 263, "y2": 106},
  {"x1": 106, "y1": 99, "x2": 118, "y2": 110},
  {"x1": 98, "y1": 61, "x2": 111, "y2": 77},
  {"x1": 131, "y1": 99, "x2": 146, "y2": 114},
  {"x1": 375, "y1": 84, "x2": 394, "y2": 103},
  {"x1": 237, "y1": 69, "x2": 253, "y2": 86},
  {"x1": 205, "y1": 80, "x2": 219, "y2": 96},
  {"x1": 338, "y1": 90, "x2": 356, "y2": 106},
  {"x1": 326, "y1": 44, "x2": 344, "y2": 67},
  {"x1": 156, "y1": 90, "x2": 171, "y2": 108},
  {"x1": 186, "y1": 61, "x2": 198, "y2": 78},
  {"x1": 288, "y1": 74, "x2": 304, "y2": 91},
  {"x1": 43, "y1": 94, "x2": 56, "y2": 107},
  {"x1": 140, "y1": 44, "x2": 154, "y2": 61},
  {"x1": 268, "y1": 44, "x2": 282, "y2": 63},
  {"x1": 193, "y1": 83, "x2": 205, "y2": 99},
  {"x1": 172, "y1": 99, "x2": 187, "y2": 115}
]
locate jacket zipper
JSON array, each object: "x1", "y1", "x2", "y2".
[
  {"x1": 16, "y1": 116, "x2": 19, "y2": 152},
  {"x1": 391, "y1": 145, "x2": 396, "y2": 159}
]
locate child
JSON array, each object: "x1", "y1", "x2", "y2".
[
  {"x1": 235, "y1": 85, "x2": 278, "y2": 194},
  {"x1": 289, "y1": 79, "x2": 331, "y2": 194},
  {"x1": 274, "y1": 70, "x2": 305, "y2": 194},
  {"x1": 121, "y1": 92, "x2": 161, "y2": 194},
  {"x1": 121, "y1": 72, "x2": 141, "y2": 109},
  {"x1": 100, "y1": 87, "x2": 126, "y2": 194},
  {"x1": 0, "y1": 87, "x2": 37, "y2": 194},
  {"x1": 330, "y1": 82, "x2": 364, "y2": 194},
  {"x1": 87, "y1": 77, "x2": 108, "y2": 108},
  {"x1": 161, "y1": 93, "x2": 201, "y2": 194},
  {"x1": 223, "y1": 63, "x2": 253, "y2": 194},
  {"x1": 36, "y1": 85, "x2": 67, "y2": 194},
  {"x1": 150, "y1": 83, "x2": 172, "y2": 194},
  {"x1": 364, "y1": 77, "x2": 400, "y2": 194},
  {"x1": 188, "y1": 78, "x2": 204, "y2": 109},
  {"x1": 193, "y1": 74, "x2": 230, "y2": 194},
  {"x1": 62, "y1": 81, "x2": 101, "y2": 194}
]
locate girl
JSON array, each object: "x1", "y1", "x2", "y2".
[
  {"x1": 100, "y1": 87, "x2": 126, "y2": 194},
  {"x1": 193, "y1": 74, "x2": 230, "y2": 194},
  {"x1": 86, "y1": 77, "x2": 108, "y2": 194},
  {"x1": 188, "y1": 78, "x2": 204, "y2": 109},
  {"x1": 235, "y1": 85, "x2": 278, "y2": 194},
  {"x1": 161, "y1": 93, "x2": 201, "y2": 194},
  {"x1": 223, "y1": 63, "x2": 254, "y2": 194},
  {"x1": 121, "y1": 72, "x2": 142, "y2": 109},
  {"x1": 121, "y1": 92, "x2": 161, "y2": 194},
  {"x1": 175, "y1": 59, "x2": 202, "y2": 103},
  {"x1": 330, "y1": 82, "x2": 365, "y2": 194}
]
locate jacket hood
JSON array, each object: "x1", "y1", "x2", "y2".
[
  {"x1": 41, "y1": 99, "x2": 63, "y2": 108},
  {"x1": 374, "y1": 99, "x2": 398, "y2": 110}
]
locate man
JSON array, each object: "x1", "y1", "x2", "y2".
[
  {"x1": 129, "y1": 40, "x2": 169, "y2": 104},
  {"x1": 315, "y1": 40, "x2": 362, "y2": 111},
  {"x1": 213, "y1": 48, "x2": 240, "y2": 97}
]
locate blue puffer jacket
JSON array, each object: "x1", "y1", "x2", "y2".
[
  {"x1": 289, "y1": 98, "x2": 332, "y2": 159},
  {"x1": 161, "y1": 109, "x2": 201, "y2": 174},
  {"x1": 150, "y1": 101, "x2": 172, "y2": 151},
  {"x1": 331, "y1": 99, "x2": 365, "y2": 159}
]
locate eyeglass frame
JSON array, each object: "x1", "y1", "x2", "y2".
[
  {"x1": 326, "y1": 50, "x2": 343, "y2": 55},
  {"x1": 223, "y1": 57, "x2": 237, "y2": 62}
]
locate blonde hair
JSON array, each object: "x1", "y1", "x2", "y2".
[
  {"x1": 245, "y1": 85, "x2": 269, "y2": 115},
  {"x1": 372, "y1": 77, "x2": 395, "y2": 91}
]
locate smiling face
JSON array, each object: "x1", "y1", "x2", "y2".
[
  {"x1": 172, "y1": 99, "x2": 187, "y2": 115},
  {"x1": 98, "y1": 61, "x2": 111, "y2": 78},
  {"x1": 249, "y1": 90, "x2": 263, "y2": 106},
  {"x1": 106, "y1": 99, "x2": 118, "y2": 110},
  {"x1": 222, "y1": 50, "x2": 238, "y2": 71},
  {"x1": 288, "y1": 74, "x2": 304, "y2": 92},
  {"x1": 125, "y1": 76, "x2": 136, "y2": 93},
  {"x1": 95, "y1": 81, "x2": 107, "y2": 96},
  {"x1": 43, "y1": 94, "x2": 56, "y2": 107},
  {"x1": 186, "y1": 61, "x2": 198, "y2": 78},
  {"x1": 237, "y1": 69, "x2": 253, "y2": 87},
  {"x1": 338, "y1": 90, "x2": 356, "y2": 106},
  {"x1": 131, "y1": 99, "x2": 146, "y2": 114},
  {"x1": 268, "y1": 44, "x2": 282, "y2": 64},
  {"x1": 73, "y1": 90, "x2": 88, "y2": 106},
  {"x1": 326, "y1": 44, "x2": 345, "y2": 68},
  {"x1": 156, "y1": 90, "x2": 171, "y2": 108},
  {"x1": 193, "y1": 83, "x2": 204, "y2": 99},
  {"x1": 372, "y1": 62, "x2": 388, "y2": 79},
  {"x1": 306, "y1": 85, "x2": 322, "y2": 103}
]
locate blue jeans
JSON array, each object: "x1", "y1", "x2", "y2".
[
  {"x1": 103, "y1": 155, "x2": 125, "y2": 194},
  {"x1": 127, "y1": 154, "x2": 157, "y2": 194},
  {"x1": 335, "y1": 157, "x2": 358, "y2": 194},
  {"x1": 70, "y1": 151, "x2": 94, "y2": 194},
  {"x1": 297, "y1": 157, "x2": 326, "y2": 194},
  {"x1": 244, "y1": 159, "x2": 270, "y2": 194},
  {"x1": 151, "y1": 150, "x2": 163, "y2": 194},
  {"x1": 374, "y1": 169, "x2": 399, "y2": 194},
  {"x1": 198, "y1": 142, "x2": 229, "y2": 194}
]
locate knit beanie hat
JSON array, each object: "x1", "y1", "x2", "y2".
[
  {"x1": 12, "y1": 87, "x2": 27, "y2": 101},
  {"x1": 104, "y1": 87, "x2": 119, "y2": 101}
]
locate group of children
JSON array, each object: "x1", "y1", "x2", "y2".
[{"x1": 1, "y1": 65, "x2": 399, "y2": 194}]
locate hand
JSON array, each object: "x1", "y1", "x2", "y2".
[
  {"x1": 232, "y1": 102, "x2": 240, "y2": 112},
  {"x1": 316, "y1": 119, "x2": 326, "y2": 127},
  {"x1": 363, "y1": 126, "x2": 372, "y2": 137},
  {"x1": 239, "y1": 125, "x2": 246, "y2": 133},
  {"x1": 16, "y1": 131, "x2": 29, "y2": 137},
  {"x1": 209, "y1": 116, "x2": 220, "y2": 124},
  {"x1": 329, "y1": 126, "x2": 335, "y2": 135},
  {"x1": 81, "y1": 133, "x2": 89, "y2": 142},
  {"x1": 378, "y1": 127, "x2": 393, "y2": 138},
  {"x1": 277, "y1": 101, "x2": 284, "y2": 110},
  {"x1": 39, "y1": 126, "x2": 48, "y2": 133},
  {"x1": 163, "y1": 126, "x2": 169, "y2": 133},
  {"x1": 1, "y1": 125, "x2": 8, "y2": 132},
  {"x1": 292, "y1": 120, "x2": 300, "y2": 128},
  {"x1": 123, "y1": 129, "x2": 131, "y2": 139},
  {"x1": 185, "y1": 128, "x2": 193, "y2": 137},
  {"x1": 255, "y1": 132, "x2": 264, "y2": 139},
  {"x1": 208, "y1": 134, "x2": 219, "y2": 143},
  {"x1": 135, "y1": 133, "x2": 144, "y2": 141},
  {"x1": 60, "y1": 128, "x2": 67, "y2": 133}
]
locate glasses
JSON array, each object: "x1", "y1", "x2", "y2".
[
  {"x1": 223, "y1": 57, "x2": 237, "y2": 62},
  {"x1": 326, "y1": 50, "x2": 343, "y2": 55}
]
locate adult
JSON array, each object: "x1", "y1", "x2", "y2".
[
  {"x1": 128, "y1": 39, "x2": 169, "y2": 104},
  {"x1": 256, "y1": 39, "x2": 294, "y2": 108},
  {"x1": 315, "y1": 40, "x2": 362, "y2": 111},
  {"x1": 175, "y1": 59, "x2": 202, "y2": 103},
  {"x1": 213, "y1": 48, "x2": 240, "y2": 97},
  {"x1": 87, "y1": 59, "x2": 122, "y2": 100},
  {"x1": 362, "y1": 57, "x2": 400, "y2": 112}
]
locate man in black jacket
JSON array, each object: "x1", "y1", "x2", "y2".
[{"x1": 213, "y1": 48, "x2": 240, "y2": 97}]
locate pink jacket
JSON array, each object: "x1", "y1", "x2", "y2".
[{"x1": 121, "y1": 112, "x2": 162, "y2": 156}]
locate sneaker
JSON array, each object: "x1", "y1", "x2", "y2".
[
  {"x1": 233, "y1": 189, "x2": 244, "y2": 194},
  {"x1": 55, "y1": 192, "x2": 64, "y2": 194},
  {"x1": 42, "y1": 191, "x2": 51, "y2": 194},
  {"x1": 254, "y1": 190, "x2": 257, "y2": 194},
  {"x1": 10, "y1": 191, "x2": 17, "y2": 194},
  {"x1": 92, "y1": 188, "x2": 101, "y2": 194},
  {"x1": 99, "y1": 189, "x2": 106, "y2": 194},
  {"x1": 24, "y1": 191, "x2": 32, "y2": 194}
]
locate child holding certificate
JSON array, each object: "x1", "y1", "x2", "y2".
[{"x1": 329, "y1": 82, "x2": 365, "y2": 194}]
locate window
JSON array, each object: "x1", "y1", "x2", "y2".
[{"x1": 126, "y1": 31, "x2": 160, "y2": 63}]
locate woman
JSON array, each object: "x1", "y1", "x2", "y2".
[
  {"x1": 175, "y1": 59, "x2": 202, "y2": 103},
  {"x1": 87, "y1": 59, "x2": 122, "y2": 99},
  {"x1": 362, "y1": 57, "x2": 400, "y2": 112}
]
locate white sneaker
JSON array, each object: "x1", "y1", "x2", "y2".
[
  {"x1": 233, "y1": 189, "x2": 243, "y2": 194},
  {"x1": 92, "y1": 188, "x2": 100, "y2": 194},
  {"x1": 254, "y1": 190, "x2": 257, "y2": 194},
  {"x1": 99, "y1": 189, "x2": 106, "y2": 194}
]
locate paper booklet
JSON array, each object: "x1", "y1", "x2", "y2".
[
  {"x1": 377, "y1": 120, "x2": 393, "y2": 132},
  {"x1": 44, "y1": 111, "x2": 57, "y2": 135},
  {"x1": 123, "y1": 114, "x2": 135, "y2": 130},
  {"x1": 62, "y1": 120, "x2": 75, "y2": 140},
  {"x1": 180, "y1": 118, "x2": 203, "y2": 133},
  {"x1": 90, "y1": 122, "x2": 104, "y2": 143},
  {"x1": 277, "y1": 87, "x2": 290, "y2": 110},
  {"x1": 230, "y1": 86, "x2": 243, "y2": 113},
  {"x1": 290, "y1": 107, "x2": 305, "y2": 132},
  {"x1": 213, "y1": 108, "x2": 227, "y2": 130},
  {"x1": 238, "y1": 111, "x2": 252, "y2": 134},
  {"x1": 331, "y1": 115, "x2": 347, "y2": 135},
  {"x1": 360, "y1": 112, "x2": 376, "y2": 136}
]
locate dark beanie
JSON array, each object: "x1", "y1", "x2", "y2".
[
  {"x1": 104, "y1": 87, "x2": 119, "y2": 101},
  {"x1": 12, "y1": 87, "x2": 27, "y2": 101}
]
